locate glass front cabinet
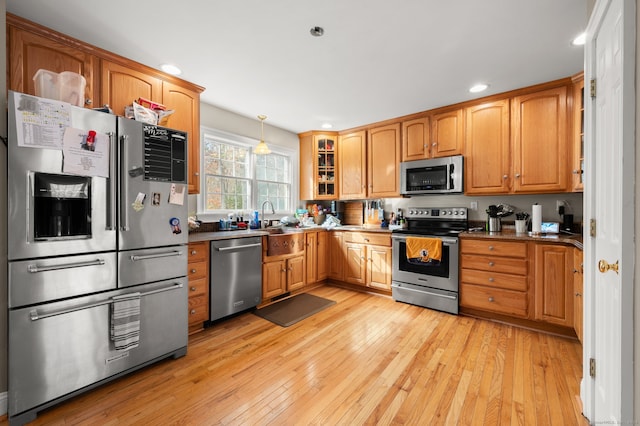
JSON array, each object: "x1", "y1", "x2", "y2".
[{"x1": 299, "y1": 132, "x2": 339, "y2": 200}]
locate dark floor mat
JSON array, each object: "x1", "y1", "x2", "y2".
[{"x1": 254, "y1": 293, "x2": 336, "y2": 327}]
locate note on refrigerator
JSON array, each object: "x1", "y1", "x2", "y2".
[
  {"x1": 61, "y1": 127, "x2": 110, "y2": 177},
  {"x1": 13, "y1": 92, "x2": 72, "y2": 149}
]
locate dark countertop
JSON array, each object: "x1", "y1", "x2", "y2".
[
  {"x1": 189, "y1": 229, "x2": 269, "y2": 242},
  {"x1": 460, "y1": 229, "x2": 583, "y2": 250},
  {"x1": 188, "y1": 224, "x2": 392, "y2": 243}
]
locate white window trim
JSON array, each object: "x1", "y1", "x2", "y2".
[{"x1": 197, "y1": 126, "x2": 297, "y2": 221}]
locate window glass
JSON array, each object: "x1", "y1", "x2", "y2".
[{"x1": 200, "y1": 130, "x2": 292, "y2": 214}]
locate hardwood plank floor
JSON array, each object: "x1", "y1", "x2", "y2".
[{"x1": 4, "y1": 286, "x2": 588, "y2": 425}]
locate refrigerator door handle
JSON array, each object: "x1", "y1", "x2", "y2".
[
  {"x1": 106, "y1": 131, "x2": 116, "y2": 230},
  {"x1": 129, "y1": 250, "x2": 184, "y2": 262},
  {"x1": 29, "y1": 282, "x2": 184, "y2": 321},
  {"x1": 119, "y1": 134, "x2": 130, "y2": 231},
  {"x1": 27, "y1": 258, "x2": 106, "y2": 273}
]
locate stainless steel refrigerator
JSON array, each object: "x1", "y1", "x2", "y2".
[{"x1": 6, "y1": 91, "x2": 189, "y2": 425}]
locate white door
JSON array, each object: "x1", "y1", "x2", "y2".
[{"x1": 583, "y1": 0, "x2": 635, "y2": 423}]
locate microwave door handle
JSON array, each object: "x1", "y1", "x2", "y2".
[
  {"x1": 106, "y1": 131, "x2": 116, "y2": 230},
  {"x1": 119, "y1": 135, "x2": 129, "y2": 232}
]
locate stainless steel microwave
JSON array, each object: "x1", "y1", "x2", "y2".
[{"x1": 400, "y1": 155, "x2": 463, "y2": 195}]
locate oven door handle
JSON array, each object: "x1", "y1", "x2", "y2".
[{"x1": 391, "y1": 235, "x2": 458, "y2": 245}]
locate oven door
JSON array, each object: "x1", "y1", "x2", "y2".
[{"x1": 391, "y1": 234, "x2": 459, "y2": 293}]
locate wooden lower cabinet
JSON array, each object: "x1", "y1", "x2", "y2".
[
  {"x1": 573, "y1": 248, "x2": 584, "y2": 343},
  {"x1": 328, "y1": 231, "x2": 345, "y2": 281},
  {"x1": 305, "y1": 230, "x2": 328, "y2": 285},
  {"x1": 460, "y1": 237, "x2": 579, "y2": 337},
  {"x1": 187, "y1": 241, "x2": 210, "y2": 334},
  {"x1": 534, "y1": 244, "x2": 574, "y2": 327},
  {"x1": 460, "y1": 239, "x2": 529, "y2": 318},
  {"x1": 262, "y1": 254, "x2": 305, "y2": 300},
  {"x1": 343, "y1": 232, "x2": 392, "y2": 291}
]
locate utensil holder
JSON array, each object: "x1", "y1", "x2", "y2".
[
  {"x1": 488, "y1": 217, "x2": 501, "y2": 232},
  {"x1": 515, "y1": 220, "x2": 527, "y2": 234}
]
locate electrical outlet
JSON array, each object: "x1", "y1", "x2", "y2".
[
  {"x1": 470, "y1": 201, "x2": 478, "y2": 211},
  {"x1": 556, "y1": 200, "x2": 565, "y2": 213}
]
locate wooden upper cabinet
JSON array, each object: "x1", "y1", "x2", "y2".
[
  {"x1": 339, "y1": 131, "x2": 367, "y2": 199},
  {"x1": 367, "y1": 123, "x2": 401, "y2": 198},
  {"x1": 401, "y1": 116, "x2": 430, "y2": 161},
  {"x1": 431, "y1": 108, "x2": 464, "y2": 158},
  {"x1": 511, "y1": 85, "x2": 569, "y2": 193},
  {"x1": 464, "y1": 100, "x2": 511, "y2": 194},
  {"x1": 7, "y1": 22, "x2": 99, "y2": 107},
  {"x1": 299, "y1": 132, "x2": 339, "y2": 201},
  {"x1": 101, "y1": 61, "x2": 163, "y2": 117},
  {"x1": 8, "y1": 14, "x2": 204, "y2": 194},
  {"x1": 571, "y1": 73, "x2": 585, "y2": 192},
  {"x1": 163, "y1": 82, "x2": 202, "y2": 194}
]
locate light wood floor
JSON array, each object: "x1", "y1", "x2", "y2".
[{"x1": 6, "y1": 286, "x2": 588, "y2": 425}]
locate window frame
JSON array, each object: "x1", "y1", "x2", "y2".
[{"x1": 197, "y1": 126, "x2": 296, "y2": 218}]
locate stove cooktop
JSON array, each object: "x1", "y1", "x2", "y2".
[{"x1": 394, "y1": 207, "x2": 468, "y2": 236}]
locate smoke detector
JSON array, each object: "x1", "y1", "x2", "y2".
[{"x1": 310, "y1": 26, "x2": 324, "y2": 37}]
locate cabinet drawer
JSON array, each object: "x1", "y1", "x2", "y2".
[
  {"x1": 460, "y1": 268, "x2": 528, "y2": 291},
  {"x1": 461, "y1": 239, "x2": 527, "y2": 258},
  {"x1": 188, "y1": 261, "x2": 208, "y2": 281},
  {"x1": 187, "y1": 277, "x2": 208, "y2": 296},
  {"x1": 188, "y1": 241, "x2": 209, "y2": 263},
  {"x1": 188, "y1": 296, "x2": 208, "y2": 328},
  {"x1": 460, "y1": 283, "x2": 528, "y2": 317},
  {"x1": 461, "y1": 254, "x2": 527, "y2": 275},
  {"x1": 343, "y1": 232, "x2": 391, "y2": 246}
]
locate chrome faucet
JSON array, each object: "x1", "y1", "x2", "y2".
[{"x1": 261, "y1": 200, "x2": 275, "y2": 228}]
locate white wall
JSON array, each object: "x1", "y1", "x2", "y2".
[{"x1": 635, "y1": 2, "x2": 639, "y2": 419}]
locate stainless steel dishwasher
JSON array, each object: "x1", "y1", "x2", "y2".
[{"x1": 210, "y1": 236, "x2": 263, "y2": 321}]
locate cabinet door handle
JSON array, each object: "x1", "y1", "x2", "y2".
[
  {"x1": 488, "y1": 262, "x2": 495, "y2": 267},
  {"x1": 488, "y1": 246, "x2": 494, "y2": 250},
  {"x1": 503, "y1": 175, "x2": 508, "y2": 180},
  {"x1": 190, "y1": 286, "x2": 197, "y2": 291},
  {"x1": 85, "y1": 99, "x2": 93, "y2": 105},
  {"x1": 194, "y1": 172, "x2": 200, "y2": 176},
  {"x1": 190, "y1": 269, "x2": 197, "y2": 274},
  {"x1": 515, "y1": 173, "x2": 521, "y2": 178},
  {"x1": 488, "y1": 297, "x2": 495, "y2": 302},
  {"x1": 190, "y1": 309, "x2": 196, "y2": 315},
  {"x1": 191, "y1": 250, "x2": 197, "y2": 255},
  {"x1": 364, "y1": 238, "x2": 370, "y2": 242},
  {"x1": 488, "y1": 277, "x2": 495, "y2": 282},
  {"x1": 575, "y1": 292, "x2": 582, "y2": 297}
]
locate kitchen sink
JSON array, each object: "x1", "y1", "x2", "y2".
[{"x1": 265, "y1": 229, "x2": 304, "y2": 256}]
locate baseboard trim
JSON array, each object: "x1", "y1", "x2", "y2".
[{"x1": 0, "y1": 391, "x2": 7, "y2": 416}]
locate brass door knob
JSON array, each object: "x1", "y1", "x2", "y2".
[{"x1": 598, "y1": 259, "x2": 619, "y2": 274}]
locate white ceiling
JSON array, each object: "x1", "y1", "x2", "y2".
[{"x1": 7, "y1": 0, "x2": 588, "y2": 134}]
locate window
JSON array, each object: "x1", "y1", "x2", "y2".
[{"x1": 200, "y1": 128, "x2": 293, "y2": 214}]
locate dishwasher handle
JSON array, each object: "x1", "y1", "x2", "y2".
[
  {"x1": 215, "y1": 242, "x2": 262, "y2": 252},
  {"x1": 29, "y1": 282, "x2": 184, "y2": 321}
]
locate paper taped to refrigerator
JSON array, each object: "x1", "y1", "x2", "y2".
[
  {"x1": 62, "y1": 127, "x2": 110, "y2": 177},
  {"x1": 12, "y1": 91, "x2": 71, "y2": 149}
]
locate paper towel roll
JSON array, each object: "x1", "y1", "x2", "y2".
[{"x1": 532, "y1": 204, "x2": 542, "y2": 234}]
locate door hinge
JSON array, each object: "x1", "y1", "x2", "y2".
[
  {"x1": 589, "y1": 358, "x2": 596, "y2": 378},
  {"x1": 590, "y1": 79, "x2": 597, "y2": 98},
  {"x1": 590, "y1": 219, "x2": 597, "y2": 237}
]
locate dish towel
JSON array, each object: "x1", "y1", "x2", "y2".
[
  {"x1": 110, "y1": 293, "x2": 141, "y2": 351},
  {"x1": 406, "y1": 237, "x2": 442, "y2": 263}
]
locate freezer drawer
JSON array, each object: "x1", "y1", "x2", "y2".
[
  {"x1": 119, "y1": 245, "x2": 188, "y2": 288},
  {"x1": 9, "y1": 252, "x2": 117, "y2": 308},
  {"x1": 8, "y1": 278, "x2": 188, "y2": 420}
]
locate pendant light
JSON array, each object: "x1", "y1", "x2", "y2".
[{"x1": 253, "y1": 115, "x2": 271, "y2": 155}]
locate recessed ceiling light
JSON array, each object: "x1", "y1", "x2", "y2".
[
  {"x1": 321, "y1": 123, "x2": 333, "y2": 129},
  {"x1": 160, "y1": 64, "x2": 182, "y2": 76},
  {"x1": 572, "y1": 32, "x2": 586, "y2": 46},
  {"x1": 310, "y1": 26, "x2": 325, "y2": 37},
  {"x1": 469, "y1": 83, "x2": 489, "y2": 93}
]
